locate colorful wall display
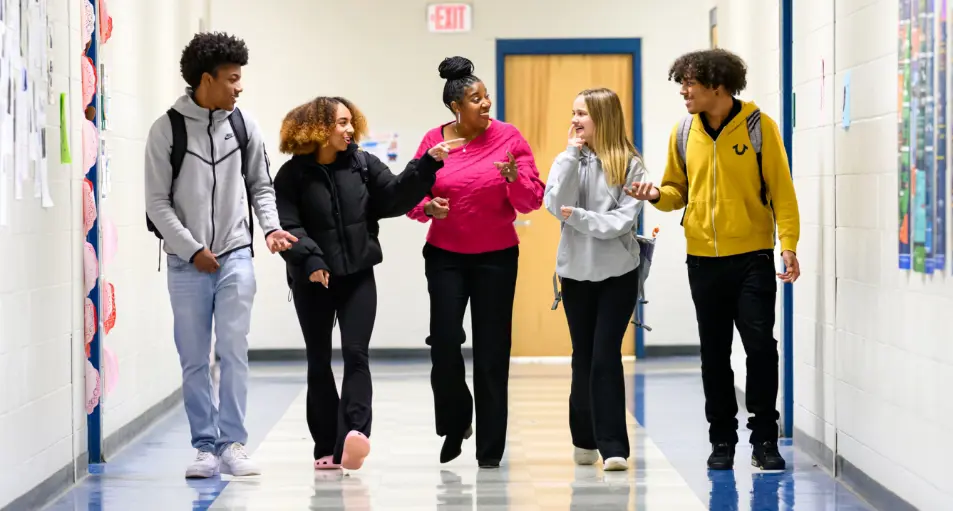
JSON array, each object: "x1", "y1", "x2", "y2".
[
  {"x1": 82, "y1": 0, "x2": 115, "y2": 464},
  {"x1": 899, "y1": 0, "x2": 949, "y2": 273}
]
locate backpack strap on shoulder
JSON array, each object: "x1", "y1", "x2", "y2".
[
  {"x1": 354, "y1": 149, "x2": 369, "y2": 183},
  {"x1": 167, "y1": 108, "x2": 187, "y2": 184},
  {"x1": 228, "y1": 108, "x2": 255, "y2": 256},
  {"x1": 675, "y1": 114, "x2": 693, "y2": 172},
  {"x1": 745, "y1": 109, "x2": 768, "y2": 206}
]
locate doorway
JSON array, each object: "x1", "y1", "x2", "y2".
[{"x1": 496, "y1": 39, "x2": 643, "y2": 357}]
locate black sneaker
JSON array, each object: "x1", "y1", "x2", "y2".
[
  {"x1": 707, "y1": 442, "x2": 735, "y2": 470},
  {"x1": 751, "y1": 441, "x2": 786, "y2": 471}
]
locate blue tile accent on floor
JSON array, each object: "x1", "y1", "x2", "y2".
[
  {"x1": 630, "y1": 358, "x2": 875, "y2": 510},
  {"x1": 44, "y1": 363, "x2": 306, "y2": 511}
]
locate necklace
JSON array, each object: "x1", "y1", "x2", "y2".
[{"x1": 454, "y1": 122, "x2": 480, "y2": 153}]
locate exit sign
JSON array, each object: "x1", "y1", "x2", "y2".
[{"x1": 427, "y1": 3, "x2": 472, "y2": 33}]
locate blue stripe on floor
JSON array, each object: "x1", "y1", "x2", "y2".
[{"x1": 628, "y1": 357, "x2": 874, "y2": 510}]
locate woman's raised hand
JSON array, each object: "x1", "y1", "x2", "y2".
[{"x1": 428, "y1": 138, "x2": 466, "y2": 161}]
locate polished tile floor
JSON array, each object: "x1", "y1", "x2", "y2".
[{"x1": 45, "y1": 359, "x2": 874, "y2": 510}]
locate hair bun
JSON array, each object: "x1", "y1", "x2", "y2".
[{"x1": 438, "y1": 56, "x2": 474, "y2": 80}]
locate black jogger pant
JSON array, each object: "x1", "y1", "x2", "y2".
[
  {"x1": 687, "y1": 249, "x2": 780, "y2": 445},
  {"x1": 291, "y1": 268, "x2": 377, "y2": 463},
  {"x1": 561, "y1": 268, "x2": 639, "y2": 460},
  {"x1": 423, "y1": 243, "x2": 519, "y2": 463}
]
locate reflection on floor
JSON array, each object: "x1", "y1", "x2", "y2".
[{"x1": 44, "y1": 359, "x2": 874, "y2": 510}]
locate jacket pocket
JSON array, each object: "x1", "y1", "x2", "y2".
[
  {"x1": 682, "y1": 200, "x2": 713, "y2": 243},
  {"x1": 713, "y1": 198, "x2": 773, "y2": 239}
]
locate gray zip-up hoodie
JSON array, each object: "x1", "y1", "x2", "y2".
[
  {"x1": 144, "y1": 91, "x2": 281, "y2": 261},
  {"x1": 544, "y1": 145, "x2": 646, "y2": 282}
]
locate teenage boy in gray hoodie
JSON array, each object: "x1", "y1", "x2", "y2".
[{"x1": 144, "y1": 32, "x2": 296, "y2": 478}]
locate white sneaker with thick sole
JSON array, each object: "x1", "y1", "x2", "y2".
[
  {"x1": 573, "y1": 447, "x2": 599, "y2": 465},
  {"x1": 603, "y1": 457, "x2": 628, "y2": 471},
  {"x1": 185, "y1": 450, "x2": 220, "y2": 479},
  {"x1": 220, "y1": 443, "x2": 261, "y2": 476}
]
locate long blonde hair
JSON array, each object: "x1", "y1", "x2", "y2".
[{"x1": 579, "y1": 88, "x2": 640, "y2": 186}]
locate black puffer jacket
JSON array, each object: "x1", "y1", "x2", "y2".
[{"x1": 274, "y1": 143, "x2": 441, "y2": 282}]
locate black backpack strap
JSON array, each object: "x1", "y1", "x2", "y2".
[
  {"x1": 354, "y1": 150, "x2": 369, "y2": 183},
  {"x1": 228, "y1": 108, "x2": 255, "y2": 256},
  {"x1": 167, "y1": 108, "x2": 187, "y2": 184}
]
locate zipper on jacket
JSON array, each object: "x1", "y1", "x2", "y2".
[
  {"x1": 321, "y1": 166, "x2": 350, "y2": 274},
  {"x1": 711, "y1": 141, "x2": 719, "y2": 256},
  {"x1": 208, "y1": 110, "x2": 217, "y2": 251}
]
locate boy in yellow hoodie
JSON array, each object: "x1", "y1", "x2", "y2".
[{"x1": 627, "y1": 49, "x2": 800, "y2": 472}]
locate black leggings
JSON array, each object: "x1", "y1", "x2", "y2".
[
  {"x1": 291, "y1": 268, "x2": 376, "y2": 463},
  {"x1": 423, "y1": 243, "x2": 519, "y2": 463},
  {"x1": 561, "y1": 268, "x2": 639, "y2": 460}
]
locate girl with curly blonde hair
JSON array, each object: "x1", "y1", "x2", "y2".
[{"x1": 273, "y1": 96, "x2": 461, "y2": 472}]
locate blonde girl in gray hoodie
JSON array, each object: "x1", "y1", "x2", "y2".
[{"x1": 543, "y1": 87, "x2": 647, "y2": 472}]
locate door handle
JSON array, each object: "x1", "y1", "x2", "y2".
[{"x1": 514, "y1": 220, "x2": 531, "y2": 227}]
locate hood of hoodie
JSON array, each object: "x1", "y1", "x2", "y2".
[{"x1": 173, "y1": 88, "x2": 238, "y2": 123}]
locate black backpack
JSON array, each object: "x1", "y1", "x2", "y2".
[{"x1": 145, "y1": 108, "x2": 253, "y2": 264}]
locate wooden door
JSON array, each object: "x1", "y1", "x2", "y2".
[{"x1": 505, "y1": 54, "x2": 636, "y2": 357}]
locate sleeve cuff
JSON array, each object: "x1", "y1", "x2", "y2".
[
  {"x1": 780, "y1": 240, "x2": 798, "y2": 253},
  {"x1": 188, "y1": 247, "x2": 204, "y2": 263}
]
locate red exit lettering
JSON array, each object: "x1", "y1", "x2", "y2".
[{"x1": 430, "y1": 4, "x2": 470, "y2": 32}]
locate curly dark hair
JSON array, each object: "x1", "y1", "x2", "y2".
[
  {"x1": 668, "y1": 49, "x2": 747, "y2": 96},
  {"x1": 279, "y1": 97, "x2": 369, "y2": 155},
  {"x1": 179, "y1": 32, "x2": 249, "y2": 89},
  {"x1": 438, "y1": 56, "x2": 481, "y2": 113}
]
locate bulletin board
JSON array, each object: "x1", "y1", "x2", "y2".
[{"x1": 898, "y1": 0, "x2": 949, "y2": 274}]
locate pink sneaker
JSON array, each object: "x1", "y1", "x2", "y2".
[
  {"x1": 314, "y1": 455, "x2": 341, "y2": 470},
  {"x1": 341, "y1": 431, "x2": 370, "y2": 470}
]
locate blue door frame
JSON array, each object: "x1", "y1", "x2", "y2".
[
  {"x1": 495, "y1": 38, "x2": 646, "y2": 358},
  {"x1": 780, "y1": 0, "x2": 795, "y2": 439}
]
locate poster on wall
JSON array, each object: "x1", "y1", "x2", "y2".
[
  {"x1": 899, "y1": 0, "x2": 912, "y2": 270},
  {"x1": 709, "y1": 8, "x2": 718, "y2": 48},
  {"x1": 918, "y1": 0, "x2": 935, "y2": 274},
  {"x1": 899, "y1": 0, "x2": 947, "y2": 273},
  {"x1": 936, "y1": 0, "x2": 948, "y2": 271}
]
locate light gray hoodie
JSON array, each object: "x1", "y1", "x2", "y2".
[
  {"x1": 144, "y1": 91, "x2": 281, "y2": 261},
  {"x1": 543, "y1": 145, "x2": 646, "y2": 282}
]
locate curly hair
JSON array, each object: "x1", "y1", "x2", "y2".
[
  {"x1": 179, "y1": 32, "x2": 249, "y2": 89},
  {"x1": 668, "y1": 49, "x2": 747, "y2": 96},
  {"x1": 279, "y1": 97, "x2": 369, "y2": 155}
]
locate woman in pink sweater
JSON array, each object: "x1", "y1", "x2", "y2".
[{"x1": 407, "y1": 56, "x2": 544, "y2": 468}]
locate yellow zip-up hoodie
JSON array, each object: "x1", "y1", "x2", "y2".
[{"x1": 653, "y1": 100, "x2": 800, "y2": 257}]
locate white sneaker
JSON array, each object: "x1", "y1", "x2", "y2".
[
  {"x1": 573, "y1": 447, "x2": 599, "y2": 465},
  {"x1": 220, "y1": 443, "x2": 261, "y2": 476},
  {"x1": 603, "y1": 457, "x2": 628, "y2": 471},
  {"x1": 185, "y1": 450, "x2": 220, "y2": 479}
]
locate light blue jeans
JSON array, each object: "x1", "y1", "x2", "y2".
[{"x1": 167, "y1": 247, "x2": 256, "y2": 455}]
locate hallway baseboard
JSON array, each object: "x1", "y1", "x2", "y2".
[
  {"x1": 248, "y1": 348, "x2": 473, "y2": 362},
  {"x1": 3, "y1": 386, "x2": 182, "y2": 511},
  {"x1": 735, "y1": 385, "x2": 916, "y2": 511},
  {"x1": 249, "y1": 346, "x2": 697, "y2": 362}
]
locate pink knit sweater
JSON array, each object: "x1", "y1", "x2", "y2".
[{"x1": 407, "y1": 120, "x2": 544, "y2": 254}]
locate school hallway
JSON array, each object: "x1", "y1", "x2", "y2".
[{"x1": 42, "y1": 358, "x2": 872, "y2": 510}]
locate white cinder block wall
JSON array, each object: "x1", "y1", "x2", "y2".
[
  {"x1": 0, "y1": 0, "x2": 206, "y2": 507},
  {"x1": 716, "y1": 0, "x2": 953, "y2": 507},
  {"x1": 207, "y1": 0, "x2": 712, "y2": 351}
]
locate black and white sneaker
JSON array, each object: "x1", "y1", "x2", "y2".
[{"x1": 751, "y1": 441, "x2": 786, "y2": 471}]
